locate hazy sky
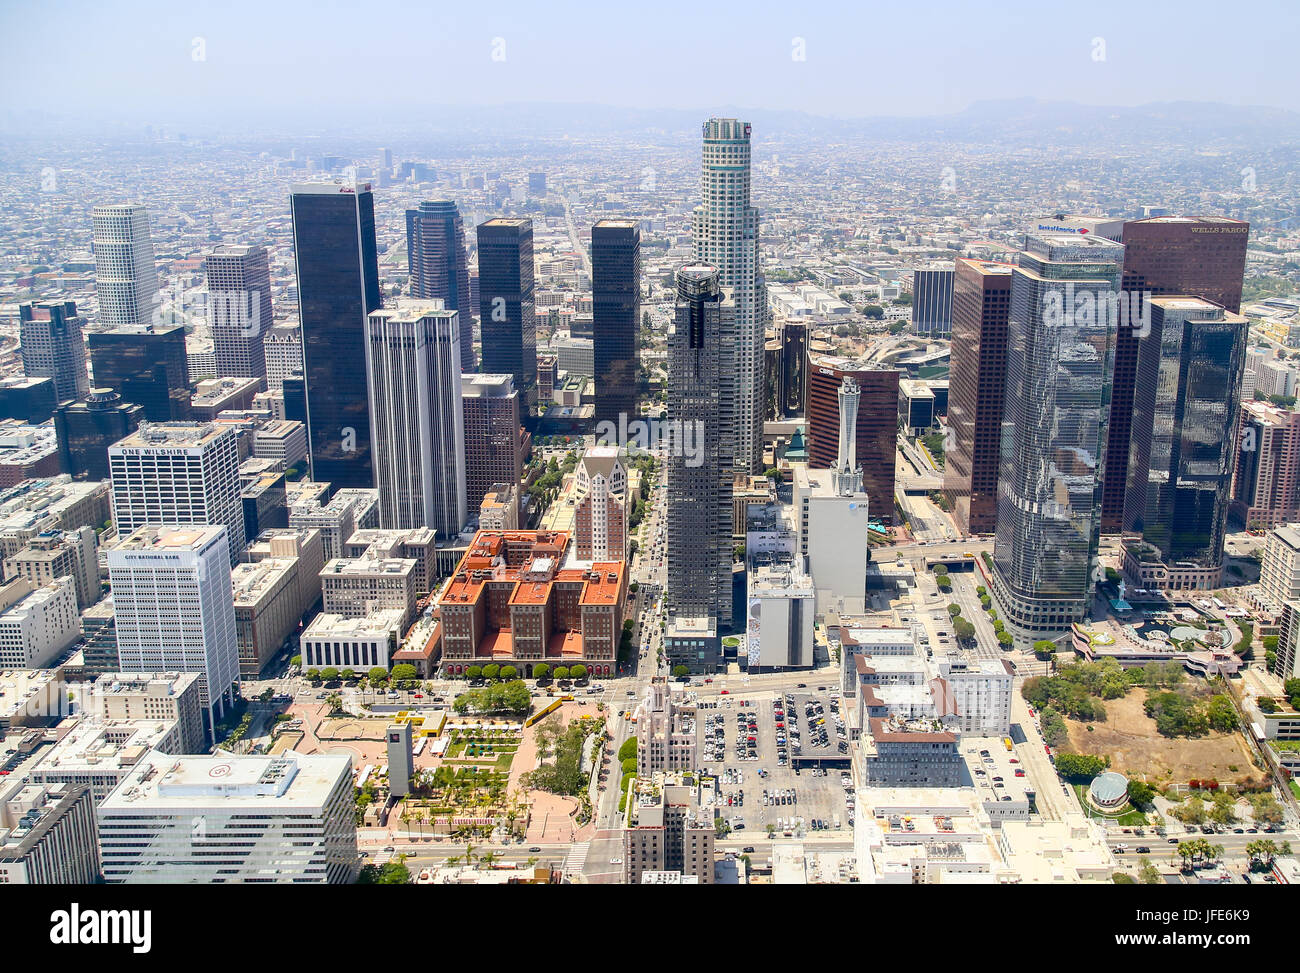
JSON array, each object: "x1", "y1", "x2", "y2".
[{"x1": 3, "y1": 0, "x2": 1297, "y2": 125}]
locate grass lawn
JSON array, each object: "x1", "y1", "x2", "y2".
[
  {"x1": 1291, "y1": 780, "x2": 1300, "y2": 801},
  {"x1": 1071, "y1": 783, "x2": 1150, "y2": 826}
]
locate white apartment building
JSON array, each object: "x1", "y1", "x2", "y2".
[
  {"x1": 0, "y1": 576, "x2": 80, "y2": 670},
  {"x1": 3, "y1": 525, "x2": 100, "y2": 611},
  {"x1": 89, "y1": 671, "x2": 206, "y2": 755},
  {"x1": 97, "y1": 750, "x2": 357, "y2": 884},
  {"x1": 0, "y1": 780, "x2": 100, "y2": 885},
  {"x1": 263, "y1": 323, "x2": 303, "y2": 393},
  {"x1": 320, "y1": 552, "x2": 417, "y2": 627},
  {"x1": 933, "y1": 656, "x2": 1014, "y2": 736},
  {"x1": 252, "y1": 420, "x2": 308, "y2": 472},
  {"x1": 1261, "y1": 524, "x2": 1300, "y2": 607},
  {"x1": 107, "y1": 525, "x2": 240, "y2": 736},
  {"x1": 109, "y1": 422, "x2": 246, "y2": 565}
]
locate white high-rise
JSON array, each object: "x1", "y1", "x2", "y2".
[
  {"x1": 108, "y1": 422, "x2": 246, "y2": 565},
  {"x1": 92, "y1": 204, "x2": 160, "y2": 327},
  {"x1": 364, "y1": 302, "x2": 467, "y2": 538},
  {"x1": 107, "y1": 525, "x2": 240, "y2": 737},
  {"x1": 693, "y1": 118, "x2": 766, "y2": 474}
]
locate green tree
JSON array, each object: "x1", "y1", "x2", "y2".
[
  {"x1": 672, "y1": 665, "x2": 689, "y2": 678},
  {"x1": 1053, "y1": 752, "x2": 1108, "y2": 780},
  {"x1": 569, "y1": 664, "x2": 588, "y2": 680},
  {"x1": 996, "y1": 631, "x2": 1013, "y2": 647},
  {"x1": 533, "y1": 663, "x2": 550, "y2": 680},
  {"x1": 947, "y1": 603, "x2": 962, "y2": 618},
  {"x1": 368, "y1": 666, "x2": 389, "y2": 684},
  {"x1": 391, "y1": 663, "x2": 418, "y2": 683},
  {"x1": 1032, "y1": 640, "x2": 1056, "y2": 660},
  {"x1": 321, "y1": 667, "x2": 340, "y2": 682},
  {"x1": 1138, "y1": 857, "x2": 1161, "y2": 884},
  {"x1": 466, "y1": 665, "x2": 483, "y2": 680},
  {"x1": 481, "y1": 663, "x2": 501, "y2": 680},
  {"x1": 1127, "y1": 780, "x2": 1157, "y2": 808},
  {"x1": 553, "y1": 666, "x2": 570, "y2": 680},
  {"x1": 618, "y1": 737, "x2": 638, "y2": 762},
  {"x1": 500, "y1": 665, "x2": 518, "y2": 680}
]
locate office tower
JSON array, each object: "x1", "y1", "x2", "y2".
[
  {"x1": 291, "y1": 183, "x2": 383, "y2": 488},
  {"x1": 108, "y1": 423, "x2": 246, "y2": 565},
  {"x1": 92, "y1": 203, "x2": 160, "y2": 327},
  {"x1": 943, "y1": 259, "x2": 1014, "y2": 534},
  {"x1": 806, "y1": 353, "x2": 899, "y2": 523},
  {"x1": 406, "y1": 201, "x2": 474, "y2": 370},
  {"x1": 1122, "y1": 298, "x2": 1247, "y2": 590},
  {"x1": 107, "y1": 525, "x2": 240, "y2": 736},
  {"x1": 537, "y1": 354, "x2": 557, "y2": 401},
  {"x1": 461, "y1": 373, "x2": 523, "y2": 516},
  {"x1": 622, "y1": 776, "x2": 715, "y2": 885},
  {"x1": 0, "y1": 577, "x2": 80, "y2": 669},
  {"x1": 778, "y1": 321, "x2": 807, "y2": 418},
  {"x1": 592, "y1": 220, "x2": 641, "y2": 427},
  {"x1": 1099, "y1": 216, "x2": 1250, "y2": 531},
  {"x1": 204, "y1": 244, "x2": 272, "y2": 383},
  {"x1": 365, "y1": 304, "x2": 467, "y2": 538},
  {"x1": 990, "y1": 231, "x2": 1124, "y2": 643},
  {"x1": 387, "y1": 723, "x2": 413, "y2": 798},
  {"x1": 666, "y1": 265, "x2": 735, "y2": 660},
  {"x1": 0, "y1": 781, "x2": 100, "y2": 885},
  {"x1": 87, "y1": 325, "x2": 191, "y2": 422},
  {"x1": 829, "y1": 378, "x2": 863, "y2": 496},
  {"x1": 1231, "y1": 401, "x2": 1300, "y2": 529},
  {"x1": 574, "y1": 445, "x2": 628, "y2": 560},
  {"x1": 54, "y1": 389, "x2": 144, "y2": 480},
  {"x1": 379, "y1": 146, "x2": 392, "y2": 170},
  {"x1": 18, "y1": 301, "x2": 89, "y2": 403},
  {"x1": 97, "y1": 750, "x2": 357, "y2": 884},
  {"x1": 263, "y1": 324, "x2": 303, "y2": 393},
  {"x1": 476, "y1": 218, "x2": 536, "y2": 399},
  {"x1": 911, "y1": 267, "x2": 955, "y2": 337},
  {"x1": 694, "y1": 118, "x2": 765, "y2": 474},
  {"x1": 0, "y1": 378, "x2": 57, "y2": 424},
  {"x1": 528, "y1": 172, "x2": 547, "y2": 197}
]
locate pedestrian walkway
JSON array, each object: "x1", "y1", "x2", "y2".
[{"x1": 564, "y1": 841, "x2": 590, "y2": 875}]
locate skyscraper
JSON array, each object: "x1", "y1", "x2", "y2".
[
  {"x1": 911, "y1": 267, "x2": 955, "y2": 337},
  {"x1": 694, "y1": 118, "x2": 765, "y2": 474},
  {"x1": 666, "y1": 265, "x2": 735, "y2": 649},
  {"x1": 291, "y1": 183, "x2": 382, "y2": 489},
  {"x1": 806, "y1": 354, "x2": 899, "y2": 523},
  {"x1": 1099, "y1": 216, "x2": 1250, "y2": 531},
  {"x1": 461, "y1": 373, "x2": 523, "y2": 518},
  {"x1": 92, "y1": 203, "x2": 160, "y2": 327},
  {"x1": 18, "y1": 301, "x2": 89, "y2": 404},
  {"x1": 107, "y1": 524, "x2": 240, "y2": 737},
  {"x1": 406, "y1": 200, "x2": 474, "y2": 370},
  {"x1": 87, "y1": 325, "x2": 191, "y2": 422},
  {"x1": 778, "y1": 321, "x2": 808, "y2": 418},
  {"x1": 108, "y1": 422, "x2": 246, "y2": 565},
  {"x1": 592, "y1": 219, "x2": 641, "y2": 428},
  {"x1": 204, "y1": 244, "x2": 272, "y2": 384},
  {"x1": 365, "y1": 303, "x2": 467, "y2": 538},
  {"x1": 476, "y1": 218, "x2": 536, "y2": 401},
  {"x1": 53, "y1": 389, "x2": 144, "y2": 480},
  {"x1": 990, "y1": 232, "x2": 1124, "y2": 643},
  {"x1": 943, "y1": 259, "x2": 1014, "y2": 535},
  {"x1": 1122, "y1": 298, "x2": 1247, "y2": 590}
]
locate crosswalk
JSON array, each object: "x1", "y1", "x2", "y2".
[{"x1": 563, "y1": 842, "x2": 590, "y2": 875}]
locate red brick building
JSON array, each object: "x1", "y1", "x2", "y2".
[{"x1": 437, "y1": 529, "x2": 626, "y2": 677}]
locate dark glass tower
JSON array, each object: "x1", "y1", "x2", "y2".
[
  {"x1": 87, "y1": 325, "x2": 191, "y2": 422},
  {"x1": 1099, "y1": 216, "x2": 1250, "y2": 531},
  {"x1": 591, "y1": 219, "x2": 640, "y2": 428},
  {"x1": 291, "y1": 183, "x2": 382, "y2": 488},
  {"x1": 407, "y1": 200, "x2": 474, "y2": 370},
  {"x1": 54, "y1": 389, "x2": 144, "y2": 481},
  {"x1": 1123, "y1": 298, "x2": 1247, "y2": 588},
  {"x1": 476, "y1": 218, "x2": 536, "y2": 403}
]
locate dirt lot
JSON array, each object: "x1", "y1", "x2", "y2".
[{"x1": 1062, "y1": 689, "x2": 1256, "y2": 786}]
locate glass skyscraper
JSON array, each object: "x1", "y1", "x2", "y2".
[
  {"x1": 1122, "y1": 297, "x2": 1247, "y2": 590},
  {"x1": 990, "y1": 231, "x2": 1124, "y2": 642},
  {"x1": 591, "y1": 219, "x2": 640, "y2": 428},
  {"x1": 406, "y1": 200, "x2": 474, "y2": 371},
  {"x1": 476, "y1": 218, "x2": 536, "y2": 402},
  {"x1": 290, "y1": 183, "x2": 382, "y2": 489}
]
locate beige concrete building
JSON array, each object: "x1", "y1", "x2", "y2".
[
  {"x1": 232, "y1": 557, "x2": 302, "y2": 678},
  {"x1": 320, "y1": 552, "x2": 417, "y2": 628},
  {"x1": 622, "y1": 774, "x2": 715, "y2": 885},
  {"x1": 3, "y1": 526, "x2": 99, "y2": 611}
]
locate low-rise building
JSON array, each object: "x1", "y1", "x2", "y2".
[
  {"x1": 0, "y1": 780, "x2": 100, "y2": 884},
  {"x1": 300, "y1": 610, "x2": 406, "y2": 672},
  {"x1": 0, "y1": 576, "x2": 80, "y2": 669},
  {"x1": 622, "y1": 774, "x2": 714, "y2": 885},
  {"x1": 3, "y1": 526, "x2": 99, "y2": 611}
]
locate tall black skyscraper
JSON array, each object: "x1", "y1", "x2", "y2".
[
  {"x1": 291, "y1": 183, "x2": 382, "y2": 488},
  {"x1": 591, "y1": 219, "x2": 640, "y2": 427},
  {"x1": 476, "y1": 218, "x2": 536, "y2": 402},
  {"x1": 406, "y1": 200, "x2": 474, "y2": 370},
  {"x1": 87, "y1": 325, "x2": 191, "y2": 422},
  {"x1": 1122, "y1": 297, "x2": 1247, "y2": 590}
]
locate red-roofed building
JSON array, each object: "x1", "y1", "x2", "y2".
[{"x1": 437, "y1": 529, "x2": 627, "y2": 677}]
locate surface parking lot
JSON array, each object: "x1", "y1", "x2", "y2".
[{"x1": 696, "y1": 689, "x2": 854, "y2": 838}]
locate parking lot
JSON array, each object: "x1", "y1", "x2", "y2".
[{"x1": 695, "y1": 689, "x2": 854, "y2": 838}]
